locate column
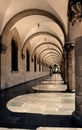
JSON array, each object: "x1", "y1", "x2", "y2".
[
  {"x1": 64, "y1": 42, "x2": 75, "y2": 92},
  {"x1": 72, "y1": 36, "x2": 82, "y2": 126},
  {"x1": 68, "y1": 47, "x2": 75, "y2": 92},
  {"x1": 0, "y1": 43, "x2": 7, "y2": 90},
  {"x1": 60, "y1": 57, "x2": 64, "y2": 80},
  {"x1": 63, "y1": 51, "x2": 67, "y2": 84}
]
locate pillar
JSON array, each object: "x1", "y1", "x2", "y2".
[
  {"x1": 64, "y1": 42, "x2": 75, "y2": 92},
  {"x1": 72, "y1": 36, "x2": 82, "y2": 126},
  {"x1": 63, "y1": 51, "x2": 67, "y2": 84},
  {"x1": 60, "y1": 57, "x2": 64, "y2": 80},
  {"x1": 68, "y1": 46, "x2": 75, "y2": 92},
  {"x1": 0, "y1": 43, "x2": 7, "y2": 90}
]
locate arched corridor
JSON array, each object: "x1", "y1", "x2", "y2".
[{"x1": 0, "y1": 0, "x2": 82, "y2": 129}]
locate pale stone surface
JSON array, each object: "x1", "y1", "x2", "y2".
[
  {"x1": 37, "y1": 128, "x2": 82, "y2": 130},
  {"x1": 1, "y1": 28, "x2": 50, "y2": 90},
  {"x1": 72, "y1": 36, "x2": 82, "y2": 125},
  {"x1": 69, "y1": 21, "x2": 82, "y2": 43},
  {"x1": 67, "y1": 48, "x2": 75, "y2": 91},
  {"x1": 0, "y1": 128, "x2": 82, "y2": 130},
  {"x1": 7, "y1": 74, "x2": 74, "y2": 116}
]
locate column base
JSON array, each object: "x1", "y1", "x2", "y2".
[
  {"x1": 66, "y1": 88, "x2": 75, "y2": 93},
  {"x1": 72, "y1": 111, "x2": 82, "y2": 127}
]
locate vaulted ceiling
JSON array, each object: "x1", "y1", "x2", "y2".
[{"x1": 0, "y1": 0, "x2": 69, "y2": 67}]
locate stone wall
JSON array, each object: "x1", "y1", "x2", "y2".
[
  {"x1": 69, "y1": 21, "x2": 82, "y2": 43},
  {"x1": 1, "y1": 28, "x2": 49, "y2": 90},
  {"x1": 1, "y1": 48, "x2": 49, "y2": 90}
]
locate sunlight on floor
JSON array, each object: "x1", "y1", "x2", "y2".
[
  {"x1": 37, "y1": 127, "x2": 82, "y2": 130},
  {"x1": 7, "y1": 74, "x2": 75, "y2": 115},
  {"x1": 0, "y1": 127, "x2": 82, "y2": 130}
]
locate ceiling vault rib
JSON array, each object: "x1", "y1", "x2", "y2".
[
  {"x1": 2, "y1": 9, "x2": 66, "y2": 43},
  {"x1": 45, "y1": 57, "x2": 59, "y2": 65},
  {"x1": 37, "y1": 48, "x2": 62, "y2": 61},
  {"x1": 41, "y1": 51, "x2": 60, "y2": 62},
  {"x1": 43, "y1": 54, "x2": 60, "y2": 62},
  {"x1": 31, "y1": 42, "x2": 62, "y2": 58},
  {"x1": 42, "y1": 54, "x2": 60, "y2": 62},
  {"x1": 22, "y1": 31, "x2": 63, "y2": 52}
]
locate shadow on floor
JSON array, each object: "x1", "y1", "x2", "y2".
[
  {"x1": 0, "y1": 75, "x2": 77, "y2": 129},
  {"x1": 0, "y1": 92, "x2": 77, "y2": 129},
  {"x1": 33, "y1": 90, "x2": 66, "y2": 93},
  {"x1": 0, "y1": 111, "x2": 76, "y2": 129}
]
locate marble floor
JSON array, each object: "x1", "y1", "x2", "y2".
[{"x1": 0, "y1": 74, "x2": 81, "y2": 130}]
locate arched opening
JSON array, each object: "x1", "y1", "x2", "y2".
[
  {"x1": 26, "y1": 50, "x2": 30, "y2": 71},
  {"x1": 34, "y1": 55, "x2": 37, "y2": 72},
  {"x1": 53, "y1": 64, "x2": 60, "y2": 73},
  {"x1": 11, "y1": 39, "x2": 18, "y2": 71}
]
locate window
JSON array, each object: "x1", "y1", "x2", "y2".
[
  {"x1": 11, "y1": 39, "x2": 18, "y2": 71},
  {"x1": 26, "y1": 50, "x2": 30, "y2": 71}
]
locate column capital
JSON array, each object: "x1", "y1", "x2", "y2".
[{"x1": 64, "y1": 42, "x2": 74, "y2": 51}]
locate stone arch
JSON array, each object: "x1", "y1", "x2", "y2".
[
  {"x1": 42, "y1": 51, "x2": 60, "y2": 62},
  {"x1": 2, "y1": 9, "x2": 66, "y2": 44},
  {"x1": 22, "y1": 42, "x2": 31, "y2": 60},
  {"x1": 42, "y1": 54, "x2": 60, "y2": 63},
  {"x1": 1, "y1": 28, "x2": 22, "y2": 75},
  {"x1": 45, "y1": 57, "x2": 59, "y2": 66},
  {"x1": 6, "y1": 27, "x2": 21, "y2": 50},
  {"x1": 45, "y1": 56, "x2": 59, "y2": 63},
  {"x1": 22, "y1": 31, "x2": 63, "y2": 53},
  {"x1": 37, "y1": 48, "x2": 62, "y2": 61},
  {"x1": 31, "y1": 42, "x2": 63, "y2": 59}
]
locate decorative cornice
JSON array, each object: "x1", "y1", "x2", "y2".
[{"x1": 68, "y1": 0, "x2": 82, "y2": 25}]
